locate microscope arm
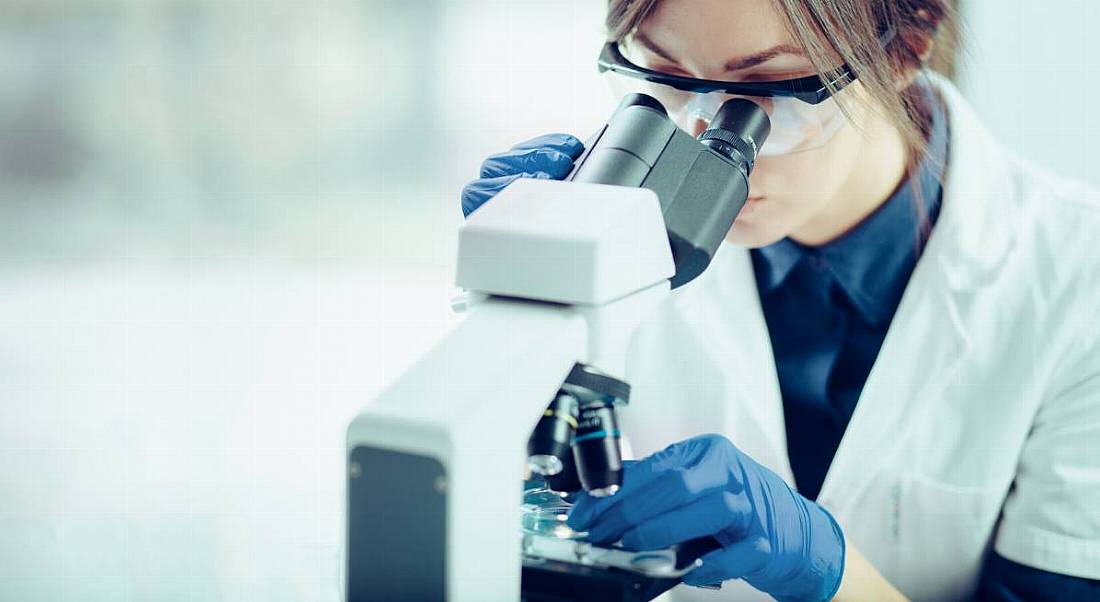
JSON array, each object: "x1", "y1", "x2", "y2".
[{"x1": 346, "y1": 296, "x2": 586, "y2": 601}]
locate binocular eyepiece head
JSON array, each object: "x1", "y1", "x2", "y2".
[
  {"x1": 616, "y1": 93, "x2": 770, "y2": 172},
  {"x1": 579, "y1": 93, "x2": 769, "y2": 288}
]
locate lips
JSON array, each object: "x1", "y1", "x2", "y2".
[{"x1": 736, "y1": 196, "x2": 764, "y2": 219}]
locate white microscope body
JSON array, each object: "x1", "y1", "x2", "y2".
[
  {"x1": 345, "y1": 178, "x2": 675, "y2": 601},
  {"x1": 345, "y1": 92, "x2": 769, "y2": 601}
]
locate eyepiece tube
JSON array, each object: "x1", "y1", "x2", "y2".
[
  {"x1": 698, "y1": 98, "x2": 770, "y2": 174},
  {"x1": 616, "y1": 92, "x2": 668, "y2": 116},
  {"x1": 710, "y1": 99, "x2": 770, "y2": 153},
  {"x1": 569, "y1": 95, "x2": 678, "y2": 188}
]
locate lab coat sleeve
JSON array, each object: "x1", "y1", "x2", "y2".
[{"x1": 993, "y1": 329, "x2": 1100, "y2": 579}]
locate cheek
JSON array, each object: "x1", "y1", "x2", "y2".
[
  {"x1": 748, "y1": 116, "x2": 863, "y2": 206},
  {"x1": 749, "y1": 153, "x2": 832, "y2": 207},
  {"x1": 729, "y1": 131, "x2": 861, "y2": 246},
  {"x1": 728, "y1": 154, "x2": 821, "y2": 246}
]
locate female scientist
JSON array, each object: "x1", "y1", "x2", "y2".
[{"x1": 461, "y1": 0, "x2": 1100, "y2": 599}]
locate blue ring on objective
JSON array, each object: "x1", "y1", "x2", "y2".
[{"x1": 572, "y1": 430, "x2": 621, "y2": 444}]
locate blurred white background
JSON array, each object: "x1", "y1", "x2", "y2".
[
  {"x1": 1, "y1": 1, "x2": 611, "y2": 600},
  {"x1": 1, "y1": 0, "x2": 1097, "y2": 600},
  {"x1": 957, "y1": 1, "x2": 1100, "y2": 188}
]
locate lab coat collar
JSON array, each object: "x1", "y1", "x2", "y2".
[{"x1": 920, "y1": 72, "x2": 1019, "y2": 291}]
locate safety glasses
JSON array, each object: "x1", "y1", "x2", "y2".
[
  {"x1": 596, "y1": 28, "x2": 895, "y2": 157},
  {"x1": 598, "y1": 42, "x2": 856, "y2": 104}
]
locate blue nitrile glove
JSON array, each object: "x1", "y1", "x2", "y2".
[
  {"x1": 460, "y1": 133, "x2": 585, "y2": 217},
  {"x1": 567, "y1": 434, "x2": 846, "y2": 602}
]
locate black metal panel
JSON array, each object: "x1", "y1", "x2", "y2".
[
  {"x1": 348, "y1": 446, "x2": 447, "y2": 601},
  {"x1": 521, "y1": 558, "x2": 679, "y2": 602}
]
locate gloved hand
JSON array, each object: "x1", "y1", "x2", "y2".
[
  {"x1": 460, "y1": 133, "x2": 585, "y2": 217},
  {"x1": 567, "y1": 434, "x2": 846, "y2": 602}
]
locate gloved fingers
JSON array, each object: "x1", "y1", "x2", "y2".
[
  {"x1": 579, "y1": 468, "x2": 710, "y2": 544},
  {"x1": 649, "y1": 434, "x2": 735, "y2": 475},
  {"x1": 460, "y1": 172, "x2": 553, "y2": 217},
  {"x1": 568, "y1": 437, "x2": 732, "y2": 532},
  {"x1": 479, "y1": 147, "x2": 577, "y2": 179},
  {"x1": 680, "y1": 536, "x2": 771, "y2": 588},
  {"x1": 508, "y1": 133, "x2": 585, "y2": 156},
  {"x1": 618, "y1": 491, "x2": 753, "y2": 551},
  {"x1": 567, "y1": 458, "x2": 666, "y2": 530},
  {"x1": 479, "y1": 133, "x2": 583, "y2": 179},
  {"x1": 568, "y1": 461, "x2": 683, "y2": 534}
]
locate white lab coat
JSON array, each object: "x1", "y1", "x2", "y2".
[{"x1": 622, "y1": 74, "x2": 1100, "y2": 601}]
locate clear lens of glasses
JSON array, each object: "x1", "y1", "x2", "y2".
[{"x1": 603, "y1": 70, "x2": 849, "y2": 157}]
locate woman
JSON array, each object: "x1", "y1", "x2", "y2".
[{"x1": 462, "y1": 0, "x2": 1100, "y2": 600}]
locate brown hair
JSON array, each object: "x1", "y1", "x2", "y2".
[{"x1": 605, "y1": 0, "x2": 960, "y2": 163}]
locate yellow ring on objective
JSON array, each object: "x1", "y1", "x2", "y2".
[{"x1": 543, "y1": 408, "x2": 578, "y2": 429}]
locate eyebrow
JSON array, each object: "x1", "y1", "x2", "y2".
[{"x1": 632, "y1": 31, "x2": 805, "y2": 73}]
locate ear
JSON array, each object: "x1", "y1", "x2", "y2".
[
  {"x1": 895, "y1": 30, "x2": 936, "y2": 89},
  {"x1": 895, "y1": 8, "x2": 940, "y2": 90}
]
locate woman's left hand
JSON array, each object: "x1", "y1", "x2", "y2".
[{"x1": 566, "y1": 434, "x2": 846, "y2": 602}]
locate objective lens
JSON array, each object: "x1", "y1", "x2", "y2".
[
  {"x1": 545, "y1": 444, "x2": 583, "y2": 493},
  {"x1": 527, "y1": 455, "x2": 563, "y2": 477},
  {"x1": 527, "y1": 393, "x2": 579, "y2": 477},
  {"x1": 572, "y1": 401, "x2": 623, "y2": 497}
]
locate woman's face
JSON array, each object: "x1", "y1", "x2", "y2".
[{"x1": 629, "y1": 0, "x2": 878, "y2": 247}]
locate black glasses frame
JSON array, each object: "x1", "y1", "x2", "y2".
[{"x1": 596, "y1": 27, "x2": 895, "y2": 105}]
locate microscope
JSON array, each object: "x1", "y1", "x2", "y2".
[{"x1": 346, "y1": 92, "x2": 769, "y2": 601}]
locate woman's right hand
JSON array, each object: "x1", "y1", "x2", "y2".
[{"x1": 460, "y1": 133, "x2": 585, "y2": 218}]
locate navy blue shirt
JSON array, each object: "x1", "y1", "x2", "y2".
[
  {"x1": 751, "y1": 91, "x2": 948, "y2": 502},
  {"x1": 750, "y1": 86, "x2": 1099, "y2": 598}
]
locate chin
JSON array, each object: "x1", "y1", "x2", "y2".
[{"x1": 725, "y1": 217, "x2": 787, "y2": 249}]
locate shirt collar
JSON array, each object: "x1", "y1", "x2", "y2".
[{"x1": 753, "y1": 82, "x2": 950, "y2": 325}]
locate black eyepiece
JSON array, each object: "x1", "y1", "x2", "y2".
[
  {"x1": 698, "y1": 98, "x2": 770, "y2": 173},
  {"x1": 617, "y1": 92, "x2": 668, "y2": 116}
]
